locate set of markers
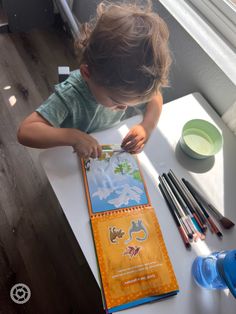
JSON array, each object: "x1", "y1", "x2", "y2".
[{"x1": 158, "y1": 170, "x2": 234, "y2": 249}]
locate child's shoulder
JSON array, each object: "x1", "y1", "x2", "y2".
[
  {"x1": 56, "y1": 69, "x2": 83, "y2": 89},
  {"x1": 68, "y1": 69, "x2": 82, "y2": 81},
  {"x1": 61, "y1": 69, "x2": 82, "y2": 89},
  {"x1": 55, "y1": 69, "x2": 96, "y2": 105}
]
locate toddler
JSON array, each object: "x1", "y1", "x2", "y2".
[{"x1": 17, "y1": 0, "x2": 171, "y2": 159}]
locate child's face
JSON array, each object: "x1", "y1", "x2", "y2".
[
  {"x1": 88, "y1": 78, "x2": 142, "y2": 111},
  {"x1": 80, "y1": 64, "x2": 145, "y2": 110}
]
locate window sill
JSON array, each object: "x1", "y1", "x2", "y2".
[{"x1": 159, "y1": 0, "x2": 236, "y2": 86}]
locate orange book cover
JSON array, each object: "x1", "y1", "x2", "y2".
[
  {"x1": 80, "y1": 145, "x2": 179, "y2": 312},
  {"x1": 91, "y1": 206, "x2": 179, "y2": 311}
]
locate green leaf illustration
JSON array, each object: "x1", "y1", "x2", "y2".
[{"x1": 131, "y1": 170, "x2": 142, "y2": 182}]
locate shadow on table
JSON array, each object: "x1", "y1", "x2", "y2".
[{"x1": 175, "y1": 141, "x2": 215, "y2": 173}]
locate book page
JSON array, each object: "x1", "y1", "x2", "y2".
[
  {"x1": 91, "y1": 206, "x2": 179, "y2": 309},
  {"x1": 82, "y1": 146, "x2": 150, "y2": 214}
]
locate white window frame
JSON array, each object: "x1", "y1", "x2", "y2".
[
  {"x1": 188, "y1": 0, "x2": 236, "y2": 48},
  {"x1": 159, "y1": 0, "x2": 236, "y2": 86}
]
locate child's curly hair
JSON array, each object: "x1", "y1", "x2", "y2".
[{"x1": 75, "y1": 0, "x2": 171, "y2": 101}]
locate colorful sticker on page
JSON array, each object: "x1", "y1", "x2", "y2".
[{"x1": 83, "y1": 146, "x2": 149, "y2": 213}]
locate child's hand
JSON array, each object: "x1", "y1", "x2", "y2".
[
  {"x1": 73, "y1": 132, "x2": 102, "y2": 159},
  {"x1": 121, "y1": 123, "x2": 151, "y2": 154}
]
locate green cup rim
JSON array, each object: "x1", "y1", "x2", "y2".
[{"x1": 181, "y1": 119, "x2": 223, "y2": 158}]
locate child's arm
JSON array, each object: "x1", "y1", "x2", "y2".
[
  {"x1": 121, "y1": 91, "x2": 163, "y2": 153},
  {"x1": 17, "y1": 112, "x2": 102, "y2": 158}
]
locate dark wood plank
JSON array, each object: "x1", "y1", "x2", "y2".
[{"x1": 0, "y1": 25, "x2": 104, "y2": 314}]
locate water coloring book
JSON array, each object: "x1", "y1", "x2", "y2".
[{"x1": 80, "y1": 145, "x2": 179, "y2": 313}]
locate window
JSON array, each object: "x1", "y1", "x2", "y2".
[
  {"x1": 188, "y1": 0, "x2": 236, "y2": 48},
  {"x1": 159, "y1": 0, "x2": 236, "y2": 85}
]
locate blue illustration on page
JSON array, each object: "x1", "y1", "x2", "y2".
[{"x1": 84, "y1": 149, "x2": 149, "y2": 213}]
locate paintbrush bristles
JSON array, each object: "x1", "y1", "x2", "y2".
[
  {"x1": 220, "y1": 217, "x2": 235, "y2": 229},
  {"x1": 183, "y1": 179, "x2": 235, "y2": 230}
]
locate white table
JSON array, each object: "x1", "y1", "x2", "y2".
[{"x1": 40, "y1": 93, "x2": 236, "y2": 314}]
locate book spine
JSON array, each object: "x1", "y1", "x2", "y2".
[{"x1": 90, "y1": 205, "x2": 153, "y2": 219}]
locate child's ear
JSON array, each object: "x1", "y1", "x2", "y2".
[{"x1": 80, "y1": 64, "x2": 90, "y2": 80}]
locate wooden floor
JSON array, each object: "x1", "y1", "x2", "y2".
[{"x1": 0, "y1": 23, "x2": 104, "y2": 314}]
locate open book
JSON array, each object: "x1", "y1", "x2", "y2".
[{"x1": 81, "y1": 145, "x2": 179, "y2": 313}]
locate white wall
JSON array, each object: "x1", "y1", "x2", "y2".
[
  {"x1": 154, "y1": 2, "x2": 236, "y2": 115},
  {"x1": 72, "y1": 0, "x2": 236, "y2": 115}
]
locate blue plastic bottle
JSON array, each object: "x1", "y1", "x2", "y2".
[{"x1": 192, "y1": 249, "x2": 236, "y2": 298}]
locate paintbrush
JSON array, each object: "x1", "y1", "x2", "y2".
[
  {"x1": 102, "y1": 148, "x2": 125, "y2": 153},
  {"x1": 163, "y1": 173, "x2": 205, "y2": 240},
  {"x1": 168, "y1": 170, "x2": 207, "y2": 233},
  {"x1": 182, "y1": 179, "x2": 235, "y2": 230},
  {"x1": 73, "y1": 145, "x2": 125, "y2": 153},
  {"x1": 159, "y1": 183, "x2": 191, "y2": 249},
  {"x1": 159, "y1": 176, "x2": 193, "y2": 240},
  {"x1": 182, "y1": 179, "x2": 223, "y2": 238},
  {"x1": 102, "y1": 145, "x2": 125, "y2": 153}
]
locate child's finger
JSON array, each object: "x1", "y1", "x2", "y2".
[
  {"x1": 91, "y1": 148, "x2": 98, "y2": 159},
  {"x1": 127, "y1": 139, "x2": 145, "y2": 152},
  {"x1": 90, "y1": 145, "x2": 101, "y2": 158},
  {"x1": 123, "y1": 135, "x2": 144, "y2": 150},
  {"x1": 130, "y1": 143, "x2": 145, "y2": 154},
  {"x1": 121, "y1": 133, "x2": 134, "y2": 146},
  {"x1": 79, "y1": 151, "x2": 90, "y2": 159},
  {"x1": 97, "y1": 145, "x2": 102, "y2": 158},
  {"x1": 123, "y1": 141, "x2": 137, "y2": 151},
  {"x1": 122, "y1": 134, "x2": 138, "y2": 147}
]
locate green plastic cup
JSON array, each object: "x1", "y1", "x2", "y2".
[{"x1": 180, "y1": 119, "x2": 223, "y2": 159}]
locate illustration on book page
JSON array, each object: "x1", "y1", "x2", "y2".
[{"x1": 83, "y1": 147, "x2": 149, "y2": 213}]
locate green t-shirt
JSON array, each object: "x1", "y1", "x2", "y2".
[{"x1": 36, "y1": 70, "x2": 147, "y2": 133}]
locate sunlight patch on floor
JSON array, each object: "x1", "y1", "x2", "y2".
[
  {"x1": 4, "y1": 85, "x2": 11, "y2": 90},
  {"x1": 9, "y1": 95, "x2": 17, "y2": 106}
]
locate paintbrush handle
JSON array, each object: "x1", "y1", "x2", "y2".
[
  {"x1": 102, "y1": 149, "x2": 125, "y2": 153},
  {"x1": 182, "y1": 179, "x2": 223, "y2": 220},
  {"x1": 163, "y1": 174, "x2": 188, "y2": 215},
  {"x1": 207, "y1": 204, "x2": 224, "y2": 220},
  {"x1": 182, "y1": 179, "x2": 223, "y2": 237},
  {"x1": 207, "y1": 216, "x2": 222, "y2": 236},
  {"x1": 159, "y1": 183, "x2": 191, "y2": 249},
  {"x1": 159, "y1": 176, "x2": 193, "y2": 239},
  {"x1": 169, "y1": 171, "x2": 204, "y2": 220},
  {"x1": 163, "y1": 173, "x2": 198, "y2": 235}
]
